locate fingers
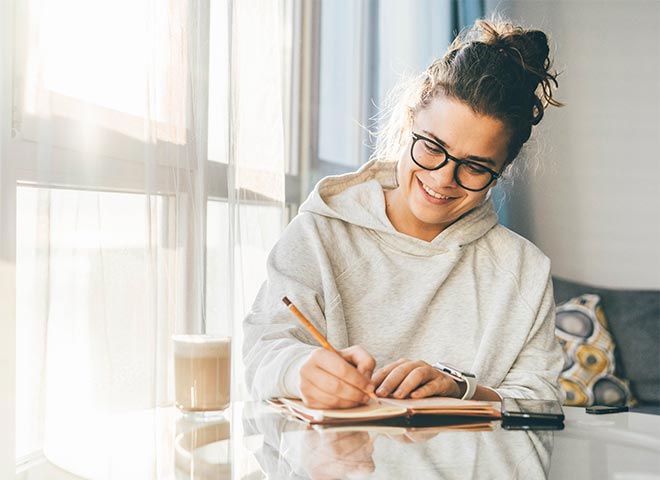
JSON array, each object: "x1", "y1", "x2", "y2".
[
  {"x1": 318, "y1": 348, "x2": 373, "y2": 393},
  {"x1": 326, "y1": 431, "x2": 374, "y2": 458},
  {"x1": 300, "y1": 349, "x2": 374, "y2": 408},
  {"x1": 305, "y1": 431, "x2": 376, "y2": 479},
  {"x1": 378, "y1": 362, "x2": 436, "y2": 398},
  {"x1": 409, "y1": 374, "x2": 459, "y2": 399},
  {"x1": 301, "y1": 380, "x2": 366, "y2": 409},
  {"x1": 340, "y1": 345, "x2": 376, "y2": 379},
  {"x1": 371, "y1": 358, "x2": 409, "y2": 387},
  {"x1": 373, "y1": 360, "x2": 461, "y2": 399}
]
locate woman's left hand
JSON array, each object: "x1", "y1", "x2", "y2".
[{"x1": 371, "y1": 359, "x2": 462, "y2": 399}]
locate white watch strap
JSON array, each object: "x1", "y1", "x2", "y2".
[
  {"x1": 431, "y1": 361, "x2": 478, "y2": 400},
  {"x1": 460, "y1": 374, "x2": 477, "y2": 400}
]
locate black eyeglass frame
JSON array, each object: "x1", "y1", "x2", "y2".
[{"x1": 410, "y1": 132, "x2": 502, "y2": 192}]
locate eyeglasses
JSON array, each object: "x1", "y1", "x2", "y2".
[{"x1": 410, "y1": 132, "x2": 501, "y2": 192}]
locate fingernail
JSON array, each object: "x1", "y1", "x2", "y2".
[{"x1": 376, "y1": 387, "x2": 385, "y2": 395}]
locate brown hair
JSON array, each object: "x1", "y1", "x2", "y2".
[{"x1": 373, "y1": 18, "x2": 562, "y2": 166}]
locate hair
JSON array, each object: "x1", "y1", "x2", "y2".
[{"x1": 372, "y1": 17, "x2": 562, "y2": 167}]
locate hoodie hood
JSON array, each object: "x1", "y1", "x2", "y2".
[{"x1": 300, "y1": 159, "x2": 499, "y2": 256}]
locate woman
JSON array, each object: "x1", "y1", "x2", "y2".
[{"x1": 244, "y1": 18, "x2": 564, "y2": 409}]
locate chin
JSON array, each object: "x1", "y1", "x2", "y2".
[{"x1": 412, "y1": 206, "x2": 457, "y2": 230}]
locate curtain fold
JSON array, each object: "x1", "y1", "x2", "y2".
[{"x1": 229, "y1": 0, "x2": 289, "y2": 403}]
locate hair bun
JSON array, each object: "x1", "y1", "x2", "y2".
[{"x1": 464, "y1": 19, "x2": 562, "y2": 118}]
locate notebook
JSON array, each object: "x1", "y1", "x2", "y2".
[{"x1": 269, "y1": 396, "x2": 501, "y2": 425}]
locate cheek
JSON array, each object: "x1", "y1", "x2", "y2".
[
  {"x1": 465, "y1": 190, "x2": 489, "y2": 207},
  {"x1": 396, "y1": 156, "x2": 412, "y2": 186}
]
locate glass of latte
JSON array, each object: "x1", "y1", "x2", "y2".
[{"x1": 173, "y1": 334, "x2": 231, "y2": 418}]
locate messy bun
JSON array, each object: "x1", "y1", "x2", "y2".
[{"x1": 373, "y1": 17, "x2": 562, "y2": 166}]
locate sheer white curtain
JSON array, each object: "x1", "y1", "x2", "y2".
[{"x1": 5, "y1": 0, "x2": 288, "y2": 477}]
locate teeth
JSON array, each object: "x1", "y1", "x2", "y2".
[{"x1": 421, "y1": 182, "x2": 452, "y2": 200}]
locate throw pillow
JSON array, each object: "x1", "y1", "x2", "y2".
[{"x1": 555, "y1": 294, "x2": 635, "y2": 407}]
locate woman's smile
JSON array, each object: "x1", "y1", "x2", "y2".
[{"x1": 417, "y1": 176, "x2": 457, "y2": 203}]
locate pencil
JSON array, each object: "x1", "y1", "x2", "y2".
[{"x1": 282, "y1": 296, "x2": 379, "y2": 404}]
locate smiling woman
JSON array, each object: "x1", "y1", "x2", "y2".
[{"x1": 243, "y1": 17, "x2": 565, "y2": 411}]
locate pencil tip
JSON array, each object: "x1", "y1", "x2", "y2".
[{"x1": 282, "y1": 296, "x2": 291, "y2": 306}]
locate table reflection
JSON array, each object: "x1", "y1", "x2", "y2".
[
  {"x1": 174, "y1": 415, "x2": 231, "y2": 480},
  {"x1": 244, "y1": 404, "x2": 554, "y2": 479}
]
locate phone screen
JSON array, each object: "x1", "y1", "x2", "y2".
[{"x1": 501, "y1": 398, "x2": 565, "y2": 422}]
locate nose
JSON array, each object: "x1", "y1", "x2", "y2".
[{"x1": 427, "y1": 159, "x2": 459, "y2": 187}]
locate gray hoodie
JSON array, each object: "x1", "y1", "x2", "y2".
[{"x1": 243, "y1": 160, "x2": 563, "y2": 402}]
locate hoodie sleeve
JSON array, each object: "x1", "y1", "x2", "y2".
[
  {"x1": 494, "y1": 276, "x2": 565, "y2": 402},
  {"x1": 243, "y1": 213, "x2": 339, "y2": 400}
]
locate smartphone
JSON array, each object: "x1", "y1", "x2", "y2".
[
  {"x1": 585, "y1": 405, "x2": 628, "y2": 415},
  {"x1": 501, "y1": 398, "x2": 565, "y2": 424}
]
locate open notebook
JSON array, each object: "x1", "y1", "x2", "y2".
[{"x1": 269, "y1": 396, "x2": 501, "y2": 425}]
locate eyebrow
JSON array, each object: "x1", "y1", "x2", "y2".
[{"x1": 421, "y1": 129, "x2": 498, "y2": 168}]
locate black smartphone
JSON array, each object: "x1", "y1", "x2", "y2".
[
  {"x1": 585, "y1": 405, "x2": 628, "y2": 415},
  {"x1": 501, "y1": 398, "x2": 565, "y2": 424}
]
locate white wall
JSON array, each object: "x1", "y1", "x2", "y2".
[{"x1": 486, "y1": 0, "x2": 660, "y2": 289}]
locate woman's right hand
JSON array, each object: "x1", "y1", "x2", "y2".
[{"x1": 299, "y1": 345, "x2": 376, "y2": 409}]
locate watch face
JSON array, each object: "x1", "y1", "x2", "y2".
[{"x1": 433, "y1": 362, "x2": 475, "y2": 379}]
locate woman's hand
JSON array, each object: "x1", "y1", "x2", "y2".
[
  {"x1": 371, "y1": 359, "x2": 462, "y2": 399},
  {"x1": 300, "y1": 345, "x2": 377, "y2": 409}
]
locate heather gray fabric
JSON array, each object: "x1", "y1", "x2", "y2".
[
  {"x1": 243, "y1": 159, "x2": 564, "y2": 402},
  {"x1": 553, "y1": 277, "x2": 660, "y2": 405}
]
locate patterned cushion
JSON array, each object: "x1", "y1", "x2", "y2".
[{"x1": 555, "y1": 294, "x2": 636, "y2": 407}]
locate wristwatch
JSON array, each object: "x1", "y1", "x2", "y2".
[{"x1": 431, "y1": 361, "x2": 477, "y2": 400}]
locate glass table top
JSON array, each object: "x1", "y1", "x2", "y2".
[{"x1": 25, "y1": 401, "x2": 660, "y2": 479}]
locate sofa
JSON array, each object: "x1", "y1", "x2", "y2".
[{"x1": 553, "y1": 277, "x2": 660, "y2": 414}]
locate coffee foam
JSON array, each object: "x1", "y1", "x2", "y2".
[{"x1": 173, "y1": 335, "x2": 231, "y2": 358}]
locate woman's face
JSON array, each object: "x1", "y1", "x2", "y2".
[{"x1": 386, "y1": 95, "x2": 510, "y2": 241}]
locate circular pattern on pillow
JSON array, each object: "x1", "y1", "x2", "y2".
[
  {"x1": 556, "y1": 310, "x2": 594, "y2": 338},
  {"x1": 592, "y1": 376, "x2": 629, "y2": 406},
  {"x1": 575, "y1": 344, "x2": 608, "y2": 372},
  {"x1": 555, "y1": 294, "x2": 635, "y2": 407},
  {"x1": 559, "y1": 377, "x2": 591, "y2": 405}
]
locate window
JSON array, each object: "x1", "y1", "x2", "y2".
[{"x1": 11, "y1": 0, "x2": 231, "y2": 467}]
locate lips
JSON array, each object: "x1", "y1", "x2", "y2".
[{"x1": 417, "y1": 177, "x2": 457, "y2": 201}]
